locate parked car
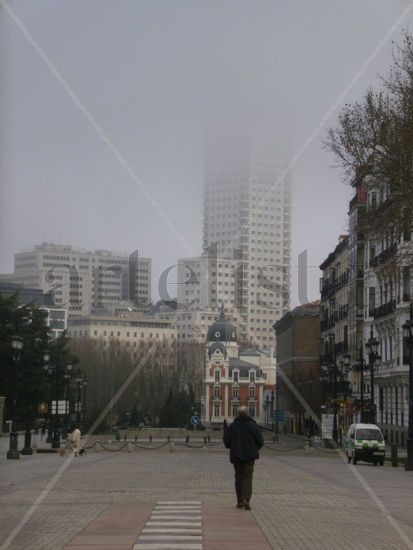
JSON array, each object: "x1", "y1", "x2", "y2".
[{"x1": 344, "y1": 423, "x2": 385, "y2": 465}]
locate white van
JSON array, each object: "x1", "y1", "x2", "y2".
[{"x1": 344, "y1": 423, "x2": 385, "y2": 465}]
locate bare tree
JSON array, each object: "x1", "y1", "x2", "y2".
[{"x1": 325, "y1": 32, "x2": 413, "y2": 227}]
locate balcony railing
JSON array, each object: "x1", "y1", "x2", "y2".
[
  {"x1": 369, "y1": 244, "x2": 397, "y2": 268},
  {"x1": 371, "y1": 300, "x2": 396, "y2": 319}
]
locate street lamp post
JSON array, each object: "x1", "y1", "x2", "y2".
[
  {"x1": 270, "y1": 390, "x2": 277, "y2": 440},
  {"x1": 7, "y1": 336, "x2": 23, "y2": 460},
  {"x1": 402, "y1": 303, "x2": 413, "y2": 471},
  {"x1": 328, "y1": 333, "x2": 338, "y2": 444},
  {"x1": 43, "y1": 351, "x2": 72, "y2": 449},
  {"x1": 82, "y1": 376, "x2": 87, "y2": 430},
  {"x1": 264, "y1": 394, "x2": 270, "y2": 429},
  {"x1": 366, "y1": 326, "x2": 380, "y2": 424},
  {"x1": 352, "y1": 352, "x2": 366, "y2": 423},
  {"x1": 76, "y1": 370, "x2": 82, "y2": 426}
]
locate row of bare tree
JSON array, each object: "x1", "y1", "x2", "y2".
[{"x1": 68, "y1": 338, "x2": 204, "y2": 431}]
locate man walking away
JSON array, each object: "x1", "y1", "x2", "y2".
[{"x1": 223, "y1": 406, "x2": 264, "y2": 510}]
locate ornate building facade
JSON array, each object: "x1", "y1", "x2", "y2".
[{"x1": 201, "y1": 307, "x2": 276, "y2": 427}]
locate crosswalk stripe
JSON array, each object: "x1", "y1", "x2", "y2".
[
  {"x1": 135, "y1": 500, "x2": 203, "y2": 549},
  {"x1": 157, "y1": 501, "x2": 200, "y2": 505},
  {"x1": 133, "y1": 545, "x2": 202, "y2": 550},
  {"x1": 139, "y1": 535, "x2": 202, "y2": 542},
  {"x1": 150, "y1": 516, "x2": 201, "y2": 520},
  {"x1": 146, "y1": 522, "x2": 202, "y2": 527},
  {"x1": 142, "y1": 527, "x2": 202, "y2": 535},
  {"x1": 152, "y1": 506, "x2": 201, "y2": 514}
]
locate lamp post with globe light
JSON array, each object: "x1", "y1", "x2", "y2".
[
  {"x1": 7, "y1": 336, "x2": 23, "y2": 460},
  {"x1": 365, "y1": 326, "x2": 380, "y2": 424},
  {"x1": 43, "y1": 351, "x2": 72, "y2": 448}
]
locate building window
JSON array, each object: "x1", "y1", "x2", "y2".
[
  {"x1": 215, "y1": 370, "x2": 220, "y2": 382},
  {"x1": 249, "y1": 387, "x2": 255, "y2": 399},
  {"x1": 214, "y1": 404, "x2": 220, "y2": 417},
  {"x1": 214, "y1": 387, "x2": 220, "y2": 398},
  {"x1": 248, "y1": 405, "x2": 255, "y2": 417},
  {"x1": 233, "y1": 371, "x2": 238, "y2": 382},
  {"x1": 233, "y1": 387, "x2": 238, "y2": 399},
  {"x1": 249, "y1": 371, "x2": 255, "y2": 383}
]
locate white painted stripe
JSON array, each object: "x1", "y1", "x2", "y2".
[
  {"x1": 155, "y1": 504, "x2": 201, "y2": 508},
  {"x1": 142, "y1": 529, "x2": 202, "y2": 534},
  {"x1": 139, "y1": 535, "x2": 202, "y2": 542},
  {"x1": 134, "y1": 547, "x2": 202, "y2": 550},
  {"x1": 157, "y1": 501, "x2": 200, "y2": 504},
  {"x1": 151, "y1": 512, "x2": 201, "y2": 515},
  {"x1": 146, "y1": 522, "x2": 202, "y2": 527},
  {"x1": 151, "y1": 510, "x2": 201, "y2": 518},
  {"x1": 154, "y1": 506, "x2": 201, "y2": 512},
  {"x1": 149, "y1": 516, "x2": 201, "y2": 521}
]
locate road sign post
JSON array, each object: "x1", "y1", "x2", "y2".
[{"x1": 191, "y1": 415, "x2": 200, "y2": 432}]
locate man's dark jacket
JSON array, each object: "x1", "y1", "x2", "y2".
[{"x1": 223, "y1": 415, "x2": 264, "y2": 463}]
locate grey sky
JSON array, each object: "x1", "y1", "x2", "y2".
[{"x1": 1, "y1": 0, "x2": 412, "y2": 306}]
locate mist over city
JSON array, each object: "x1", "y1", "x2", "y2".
[{"x1": 1, "y1": 2, "x2": 413, "y2": 549}]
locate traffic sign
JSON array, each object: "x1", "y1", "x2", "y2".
[{"x1": 191, "y1": 415, "x2": 200, "y2": 426}]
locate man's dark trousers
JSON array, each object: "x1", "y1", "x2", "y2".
[{"x1": 233, "y1": 460, "x2": 254, "y2": 504}]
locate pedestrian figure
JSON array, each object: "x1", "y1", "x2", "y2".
[
  {"x1": 223, "y1": 418, "x2": 228, "y2": 431},
  {"x1": 223, "y1": 406, "x2": 263, "y2": 510},
  {"x1": 71, "y1": 427, "x2": 81, "y2": 457}
]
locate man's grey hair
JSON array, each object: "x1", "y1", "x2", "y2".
[{"x1": 238, "y1": 405, "x2": 248, "y2": 416}]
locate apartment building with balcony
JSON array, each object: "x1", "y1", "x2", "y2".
[{"x1": 363, "y1": 180, "x2": 412, "y2": 445}]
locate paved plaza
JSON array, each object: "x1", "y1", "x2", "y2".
[{"x1": 1, "y1": 435, "x2": 413, "y2": 549}]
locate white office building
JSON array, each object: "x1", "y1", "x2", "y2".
[{"x1": 10, "y1": 243, "x2": 151, "y2": 317}]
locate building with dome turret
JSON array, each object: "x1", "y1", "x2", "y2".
[{"x1": 201, "y1": 306, "x2": 276, "y2": 427}]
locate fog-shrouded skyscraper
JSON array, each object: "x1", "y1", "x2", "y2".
[{"x1": 202, "y1": 128, "x2": 291, "y2": 347}]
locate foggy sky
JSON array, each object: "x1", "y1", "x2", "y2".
[{"x1": 1, "y1": 0, "x2": 412, "y2": 307}]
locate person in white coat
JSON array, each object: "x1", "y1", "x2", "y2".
[{"x1": 71, "y1": 427, "x2": 81, "y2": 457}]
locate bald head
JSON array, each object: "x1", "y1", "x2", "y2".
[{"x1": 238, "y1": 405, "x2": 248, "y2": 416}]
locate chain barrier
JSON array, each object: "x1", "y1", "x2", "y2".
[{"x1": 78, "y1": 438, "x2": 337, "y2": 454}]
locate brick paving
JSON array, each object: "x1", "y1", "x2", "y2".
[{"x1": 1, "y1": 437, "x2": 413, "y2": 549}]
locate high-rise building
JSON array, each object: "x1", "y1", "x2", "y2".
[
  {"x1": 10, "y1": 243, "x2": 151, "y2": 317},
  {"x1": 202, "y1": 131, "x2": 291, "y2": 348}
]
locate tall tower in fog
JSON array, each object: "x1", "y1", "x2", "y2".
[{"x1": 202, "y1": 127, "x2": 291, "y2": 347}]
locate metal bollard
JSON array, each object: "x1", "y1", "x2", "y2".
[
  {"x1": 203, "y1": 436, "x2": 207, "y2": 444},
  {"x1": 185, "y1": 435, "x2": 190, "y2": 443},
  {"x1": 391, "y1": 443, "x2": 398, "y2": 467},
  {"x1": 134, "y1": 435, "x2": 138, "y2": 444},
  {"x1": 124, "y1": 435, "x2": 127, "y2": 442},
  {"x1": 167, "y1": 435, "x2": 170, "y2": 443},
  {"x1": 169, "y1": 441, "x2": 175, "y2": 453},
  {"x1": 149, "y1": 435, "x2": 152, "y2": 443},
  {"x1": 207, "y1": 435, "x2": 210, "y2": 443}
]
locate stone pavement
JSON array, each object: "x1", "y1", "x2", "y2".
[{"x1": 1, "y1": 437, "x2": 413, "y2": 549}]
